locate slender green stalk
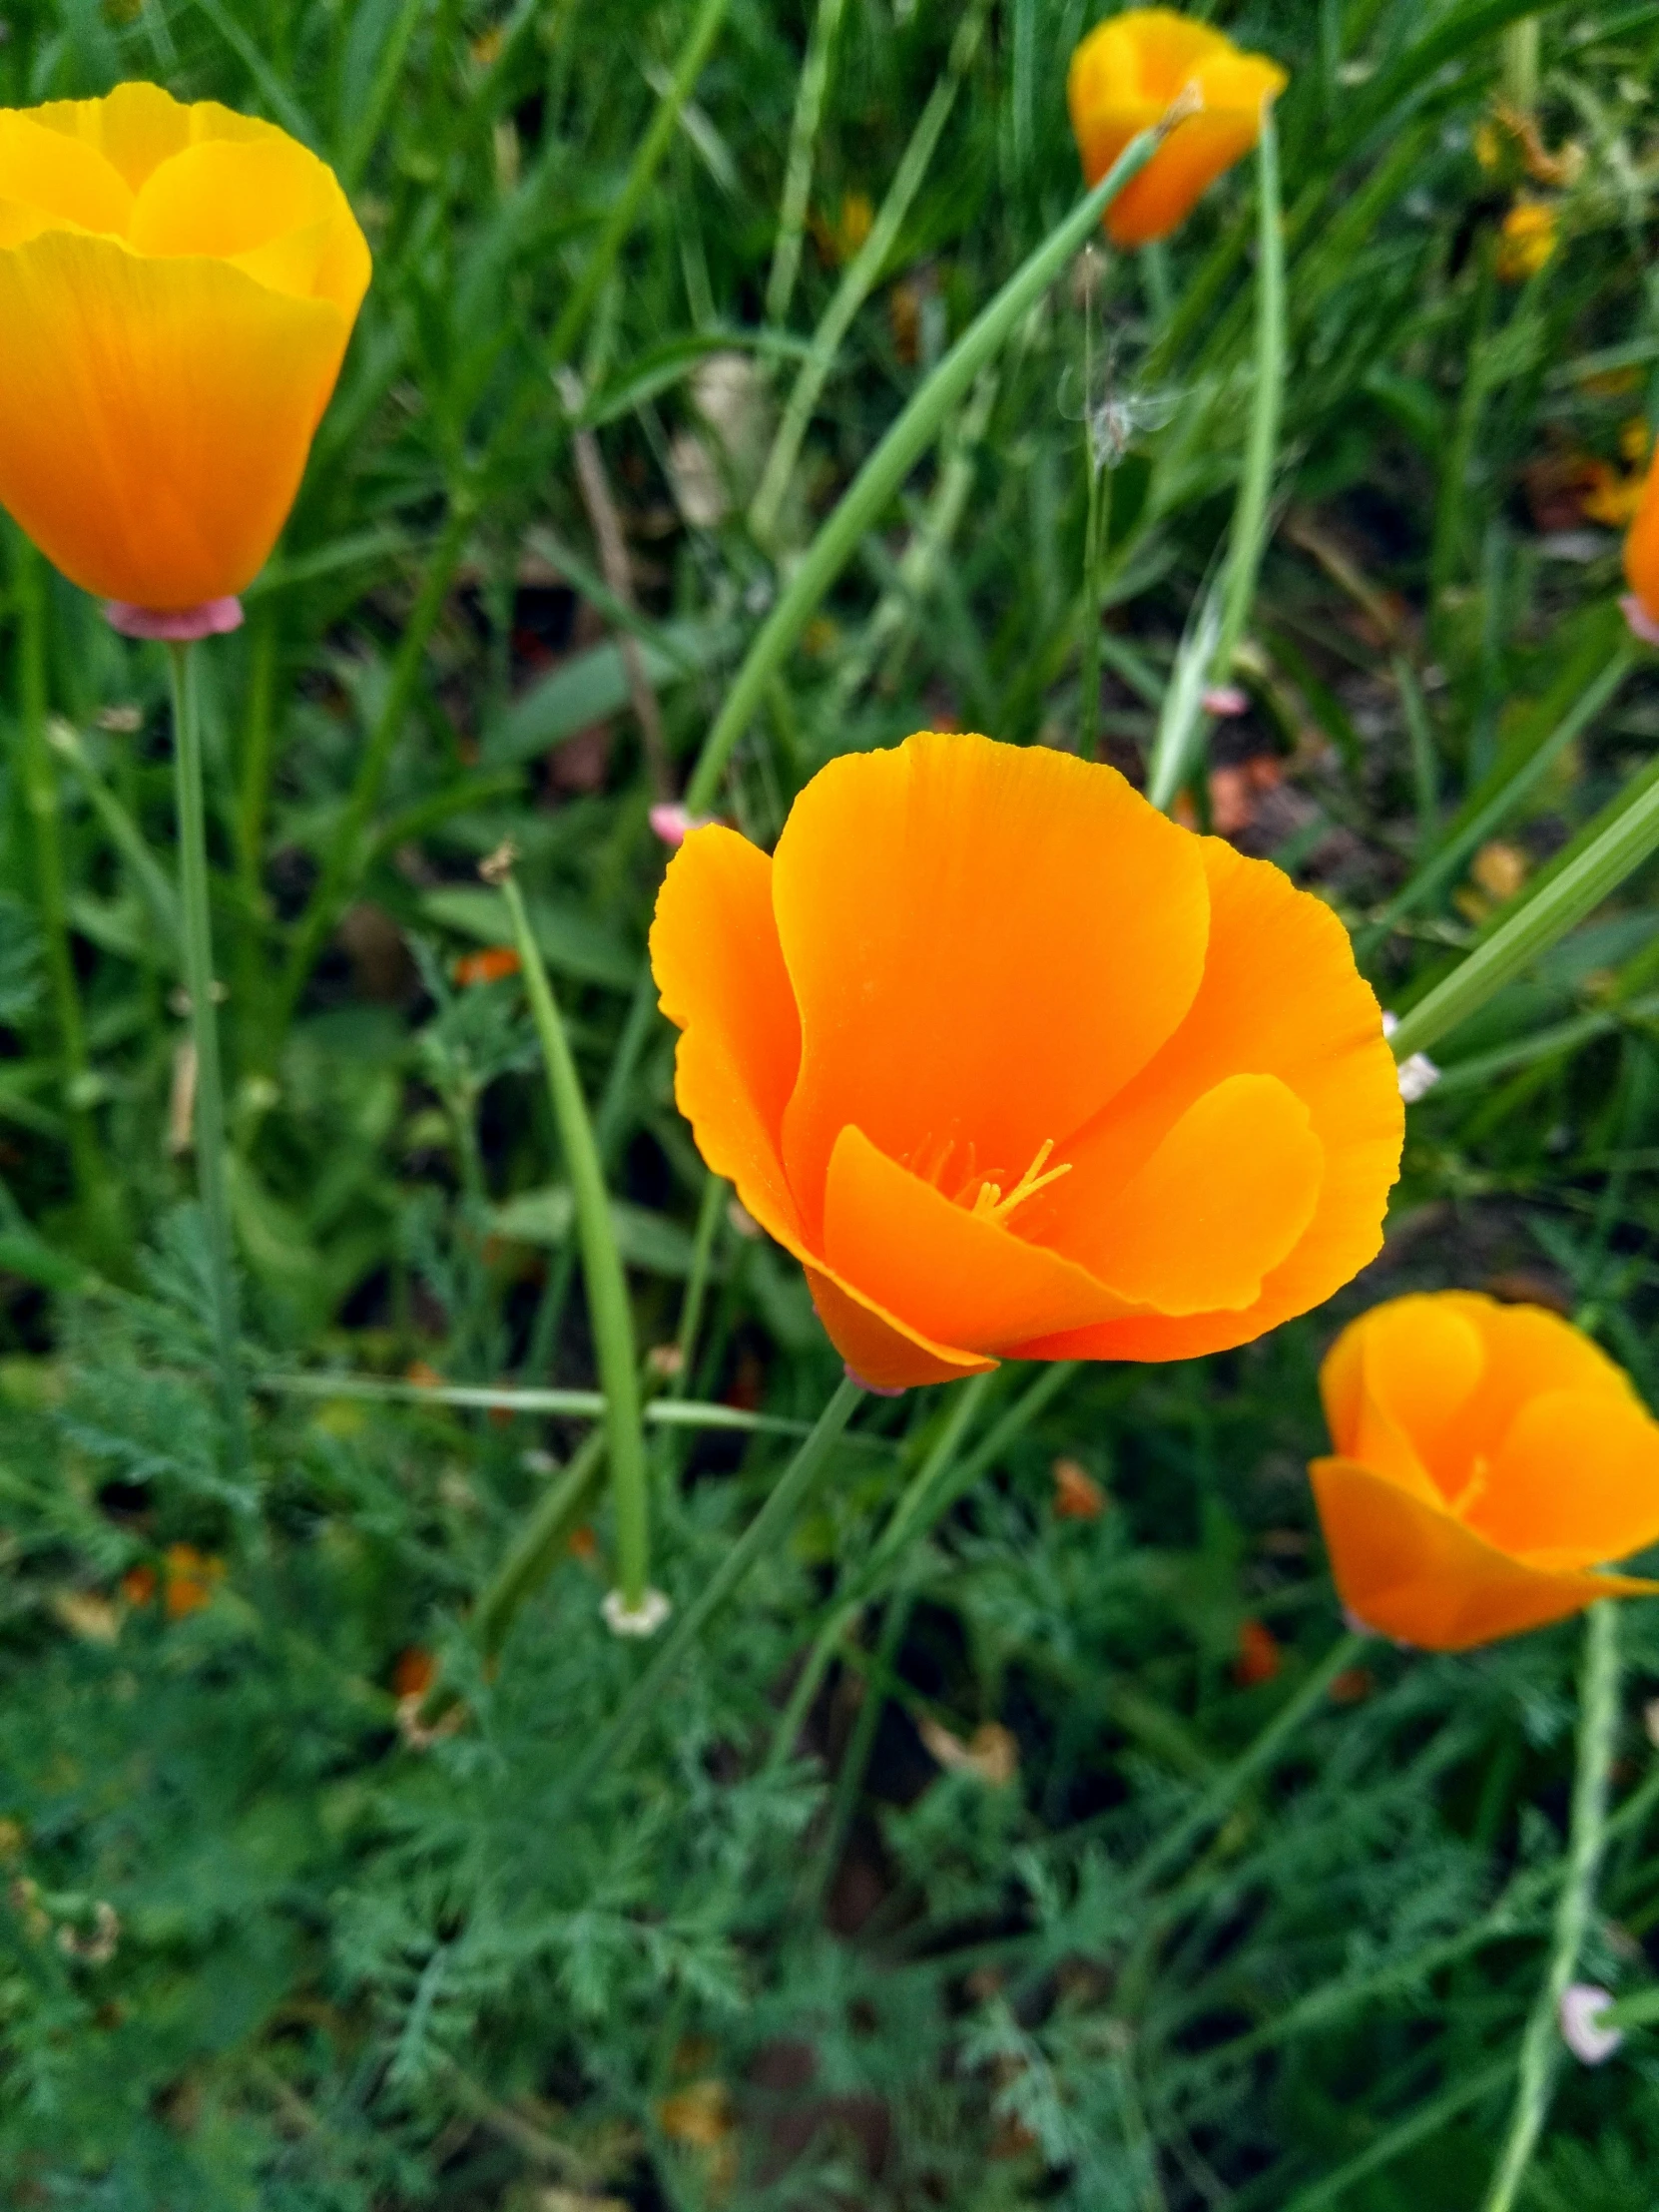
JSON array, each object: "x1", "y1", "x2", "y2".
[
  {"x1": 749, "y1": 0, "x2": 992, "y2": 545},
  {"x1": 167, "y1": 643, "x2": 249, "y2": 1473},
  {"x1": 545, "y1": 0, "x2": 731, "y2": 371},
  {"x1": 766, "y1": 1370, "x2": 996, "y2": 1774},
  {"x1": 1482, "y1": 1601, "x2": 1621, "y2": 2212},
  {"x1": 1360, "y1": 649, "x2": 1632, "y2": 959},
  {"x1": 1397, "y1": 653, "x2": 1440, "y2": 851},
  {"x1": 548, "y1": 1374, "x2": 864, "y2": 1818},
  {"x1": 1078, "y1": 453, "x2": 1112, "y2": 762},
  {"x1": 1213, "y1": 104, "x2": 1286, "y2": 686},
  {"x1": 683, "y1": 119, "x2": 1175, "y2": 813},
  {"x1": 1123, "y1": 1630, "x2": 1370, "y2": 1899},
  {"x1": 1501, "y1": 16, "x2": 1540, "y2": 111},
  {"x1": 276, "y1": 493, "x2": 475, "y2": 1039},
  {"x1": 668, "y1": 1172, "x2": 727, "y2": 1397},
  {"x1": 1279, "y1": 2057, "x2": 1517, "y2": 2212},
  {"x1": 496, "y1": 864, "x2": 651, "y2": 1617},
  {"x1": 1146, "y1": 107, "x2": 1284, "y2": 813},
  {"x1": 235, "y1": 603, "x2": 277, "y2": 926},
  {"x1": 12, "y1": 538, "x2": 102, "y2": 1212},
  {"x1": 259, "y1": 1366, "x2": 831, "y2": 1438},
  {"x1": 474, "y1": 1428, "x2": 609, "y2": 1661},
  {"x1": 764, "y1": 0, "x2": 846, "y2": 328},
  {"x1": 1430, "y1": 234, "x2": 1497, "y2": 619},
  {"x1": 1388, "y1": 752, "x2": 1659, "y2": 1062},
  {"x1": 46, "y1": 721, "x2": 180, "y2": 957}
]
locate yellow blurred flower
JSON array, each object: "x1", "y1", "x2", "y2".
[
  {"x1": 812, "y1": 189, "x2": 873, "y2": 266},
  {"x1": 0, "y1": 81, "x2": 369, "y2": 613},
  {"x1": 1496, "y1": 200, "x2": 1556, "y2": 282}
]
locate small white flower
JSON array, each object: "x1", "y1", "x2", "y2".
[
  {"x1": 602, "y1": 1586, "x2": 672, "y2": 1638},
  {"x1": 1382, "y1": 1011, "x2": 1440, "y2": 1103},
  {"x1": 1560, "y1": 1983, "x2": 1624, "y2": 2066}
]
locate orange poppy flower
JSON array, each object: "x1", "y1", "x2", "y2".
[
  {"x1": 1311, "y1": 1293, "x2": 1659, "y2": 1651},
  {"x1": 650, "y1": 732, "x2": 1401, "y2": 1390},
  {"x1": 1067, "y1": 9, "x2": 1288, "y2": 249},
  {"x1": 0, "y1": 81, "x2": 369, "y2": 613},
  {"x1": 1622, "y1": 444, "x2": 1659, "y2": 643}
]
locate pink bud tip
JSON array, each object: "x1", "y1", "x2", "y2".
[
  {"x1": 650, "y1": 803, "x2": 715, "y2": 849},
  {"x1": 106, "y1": 597, "x2": 245, "y2": 642},
  {"x1": 1560, "y1": 1983, "x2": 1624, "y2": 2065},
  {"x1": 1203, "y1": 685, "x2": 1250, "y2": 717},
  {"x1": 843, "y1": 1364, "x2": 906, "y2": 1397},
  {"x1": 1620, "y1": 595, "x2": 1659, "y2": 649}
]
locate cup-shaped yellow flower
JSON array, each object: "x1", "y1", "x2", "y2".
[
  {"x1": 651, "y1": 732, "x2": 1401, "y2": 1391},
  {"x1": 1067, "y1": 9, "x2": 1288, "y2": 248},
  {"x1": 1312, "y1": 1293, "x2": 1659, "y2": 1651},
  {"x1": 0, "y1": 81, "x2": 369, "y2": 615}
]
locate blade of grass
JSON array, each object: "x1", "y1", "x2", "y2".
[
  {"x1": 683, "y1": 118, "x2": 1177, "y2": 813},
  {"x1": 764, "y1": 0, "x2": 846, "y2": 329}
]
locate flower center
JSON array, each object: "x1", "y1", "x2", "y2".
[{"x1": 968, "y1": 1139, "x2": 1072, "y2": 1227}]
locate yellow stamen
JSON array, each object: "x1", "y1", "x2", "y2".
[{"x1": 970, "y1": 1138, "x2": 1072, "y2": 1225}]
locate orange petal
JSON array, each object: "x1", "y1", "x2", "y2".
[
  {"x1": 649, "y1": 826, "x2": 805, "y2": 1253},
  {"x1": 1625, "y1": 446, "x2": 1659, "y2": 627},
  {"x1": 803, "y1": 1268, "x2": 996, "y2": 1391},
  {"x1": 1352, "y1": 1295, "x2": 1486, "y2": 1502},
  {"x1": 0, "y1": 231, "x2": 351, "y2": 607},
  {"x1": 0, "y1": 113, "x2": 132, "y2": 237},
  {"x1": 131, "y1": 137, "x2": 370, "y2": 321},
  {"x1": 771, "y1": 733, "x2": 1210, "y2": 1244},
  {"x1": 1310, "y1": 1456, "x2": 1657, "y2": 1651},
  {"x1": 1019, "y1": 1073, "x2": 1321, "y2": 1338},
  {"x1": 1467, "y1": 1388, "x2": 1659, "y2": 1571},
  {"x1": 822, "y1": 1123, "x2": 1130, "y2": 1358},
  {"x1": 1437, "y1": 1295, "x2": 1638, "y2": 1483},
  {"x1": 1017, "y1": 837, "x2": 1401, "y2": 1362},
  {"x1": 1106, "y1": 109, "x2": 1280, "y2": 248}
]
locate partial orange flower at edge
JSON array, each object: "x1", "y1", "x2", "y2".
[
  {"x1": 1066, "y1": 8, "x2": 1288, "y2": 248},
  {"x1": 650, "y1": 731, "x2": 1402, "y2": 1390},
  {"x1": 1311, "y1": 1292, "x2": 1659, "y2": 1651}
]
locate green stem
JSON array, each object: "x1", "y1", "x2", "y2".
[
  {"x1": 1482, "y1": 1600, "x2": 1620, "y2": 2212},
  {"x1": 668, "y1": 1171, "x2": 726, "y2": 1397},
  {"x1": 234, "y1": 600, "x2": 277, "y2": 995},
  {"x1": 545, "y1": 0, "x2": 731, "y2": 372},
  {"x1": 12, "y1": 538, "x2": 101, "y2": 1209},
  {"x1": 473, "y1": 1427, "x2": 609, "y2": 1661},
  {"x1": 765, "y1": 1370, "x2": 995, "y2": 1775},
  {"x1": 764, "y1": 0, "x2": 846, "y2": 328},
  {"x1": 1213, "y1": 103, "x2": 1286, "y2": 685},
  {"x1": 499, "y1": 867, "x2": 650, "y2": 1615},
  {"x1": 748, "y1": 0, "x2": 992, "y2": 546},
  {"x1": 1431, "y1": 234, "x2": 1497, "y2": 623},
  {"x1": 1078, "y1": 455, "x2": 1112, "y2": 762},
  {"x1": 1501, "y1": 16, "x2": 1539, "y2": 111},
  {"x1": 168, "y1": 643, "x2": 249, "y2": 1474},
  {"x1": 1125, "y1": 1629, "x2": 1370, "y2": 1900},
  {"x1": 1388, "y1": 749, "x2": 1659, "y2": 1062},
  {"x1": 548, "y1": 1373, "x2": 864, "y2": 1819},
  {"x1": 274, "y1": 493, "x2": 475, "y2": 1041},
  {"x1": 683, "y1": 118, "x2": 1174, "y2": 813}
]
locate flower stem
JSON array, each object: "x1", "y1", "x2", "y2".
[
  {"x1": 1078, "y1": 452, "x2": 1113, "y2": 762},
  {"x1": 496, "y1": 865, "x2": 651, "y2": 1615},
  {"x1": 12, "y1": 536, "x2": 104, "y2": 1224},
  {"x1": 1482, "y1": 1599, "x2": 1621, "y2": 2212},
  {"x1": 167, "y1": 642, "x2": 248, "y2": 1473},
  {"x1": 548, "y1": 1373, "x2": 864, "y2": 1820},
  {"x1": 473, "y1": 1427, "x2": 609, "y2": 1662}
]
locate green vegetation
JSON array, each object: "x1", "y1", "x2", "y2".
[{"x1": 4, "y1": 1, "x2": 1659, "y2": 2204}]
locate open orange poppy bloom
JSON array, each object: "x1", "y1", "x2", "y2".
[
  {"x1": 0, "y1": 81, "x2": 369, "y2": 613},
  {"x1": 650, "y1": 732, "x2": 1401, "y2": 1390},
  {"x1": 1312, "y1": 1293, "x2": 1659, "y2": 1651},
  {"x1": 1067, "y1": 9, "x2": 1288, "y2": 248},
  {"x1": 1622, "y1": 444, "x2": 1659, "y2": 642}
]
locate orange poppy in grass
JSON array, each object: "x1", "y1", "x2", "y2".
[
  {"x1": 0, "y1": 81, "x2": 369, "y2": 614},
  {"x1": 1312, "y1": 1293, "x2": 1659, "y2": 1651},
  {"x1": 1622, "y1": 443, "x2": 1659, "y2": 645},
  {"x1": 650, "y1": 732, "x2": 1401, "y2": 1390},
  {"x1": 1067, "y1": 9, "x2": 1288, "y2": 248}
]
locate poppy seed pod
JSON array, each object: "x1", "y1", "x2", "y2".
[
  {"x1": 0, "y1": 81, "x2": 369, "y2": 613},
  {"x1": 1312, "y1": 1293, "x2": 1659, "y2": 1651},
  {"x1": 1067, "y1": 8, "x2": 1288, "y2": 248},
  {"x1": 650, "y1": 732, "x2": 1401, "y2": 1390}
]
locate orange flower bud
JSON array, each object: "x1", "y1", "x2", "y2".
[
  {"x1": 1067, "y1": 9, "x2": 1287, "y2": 248},
  {"x1": 0, "y1": 82, "x2": 369, "y2": 613},
  {"x1": 650, "y1": 732, "x2": 1400, "y2": 1390},
  {"x1": 1623, "y1": 443, "x2": 1659, "y2": 638},
  {"x1": 453, "y1": 946, "x2": 521, "y2": 986},
  {"x1": 1311, "y1": 1293, "x2": 1659, "y2": 1651}
]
